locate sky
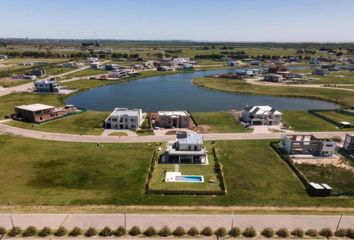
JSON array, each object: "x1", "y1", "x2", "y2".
[{"x1": 1, "y1": 0, "x2": 354, "y2": 42}]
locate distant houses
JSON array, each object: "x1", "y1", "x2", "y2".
[
  {"x1": 104, "y1": 108, "x2": 144, "y2": 130},
  {"x1": 312, "y1": 68, "x2": 329, "y2": 76},
  {"x1": 241, "y1": 105, "x2": 282, "y2": 126},
  {"x1": 0, "y1": 54, "x2": 8, "y2": 60}
]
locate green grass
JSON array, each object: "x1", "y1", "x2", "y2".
[
  {"x1": 282, "y1": 111, "x2": 342, "y2": 132},
  {"x1": 296, "y1": 164, "x2": 354, "y2": 194},
  {"x1": 0, "y1": 78, "x2": 31, "y2": 88},
  {"x1": 6, "y1": 111, "x2": 108, "y2": 135},
  {"x1": 315, "y1": 111, "x2": 354, "y2": 125},
  {"x1": 0, "y1": 136, "x2": 353, "y2": 206},
  {"x1": 43, "y1": 66, "x2": 73, "y2": 76},
  {"x1": 150, "y1": 144, "x2": 221, "y2": 192},
  {"x1": 63, "y1": 79, "x2": 116, "y2": 92},
  {"x1": 192, "y1": 112, "x2": 248, "y2": 133},
  {"x1": 307, "y1": 71, "x2": 354, "y2": 85},
  {"x1": 64, "y1": 69, "x2": 108, "y2": 78},
  {"x1": 108, "y1": 132, "x2": 128, "y2": 136},
  {"x1": 193, "y1": 77, "x2": 354, "y2": 107}
]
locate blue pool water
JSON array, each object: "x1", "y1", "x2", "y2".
[{"x1": 175, "y1": 175, "x2": 204, "y2": 182}]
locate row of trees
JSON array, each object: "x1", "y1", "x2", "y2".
[{"x1": 1, "y1": 225, "x2": 353, "y2": 238}]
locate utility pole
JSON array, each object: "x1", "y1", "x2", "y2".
[
  {"x1": 124, "y1": 211, "x2": 127, "y2": 229},
  {"x1": 336, "y1": 214, "x2": 343, "y2": 231}
]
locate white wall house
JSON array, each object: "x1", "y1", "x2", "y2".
[
  {"x1": 241, "y1": 105, "x2": 282, "y2": 126},
  {"x1": 34, "y1": 79, "x2": 61, "y2": 92},
  {"x1": 104, "y1": 108, "x2": 143, "y2": 130}
]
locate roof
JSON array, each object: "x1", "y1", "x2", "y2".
[
  {"x1": 248, "y1": 105, "x2": 282, "y2": 115},
  {"x1": 16, "y1": 103, "x2": 55, "y2": 112},
  {"x1": 158, "y1": 111, "x2": 189, "y2": 117},
  {"x1": 340, "y1": 121, "x2": 351, "y2": 125},
  {"x1": 109, "y1": 108, "x2": 141, "y2": 117},
  {"x1": 177, "y1": 133, "x2": 203, "y2": 145}
]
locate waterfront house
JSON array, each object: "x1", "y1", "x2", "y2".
[
  {"x1": 282, "y1": 134, "x2": 336, "y2": 157},
  {"x1": 263, "y1": 74, "x2": 284, "y2": 82},
  {"x1": 343, "y1": 133, "x2": 354, "y2": 154},
  {"x1": 160, "y1": 131, "x2": 208, "y2": 164},
  {"x1": 155, "y1": 111, "x2": 192, "y2": 128},
  {"x1": 241, "y1": 105, "x2": 282, "y2": 126},
  {"x1": 34, "y1": 78, "x2": 61, "y2": 92},
  {"x1": 104, "y1": 108, "x2": 143, "y2": 130}
]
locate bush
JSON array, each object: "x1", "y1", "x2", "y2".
[
  {"x1": 276, "y1": 228, "x2": 289, "y2": 238},
  {"x1": 99, "y1": 227, "x2": 112, "y2": 237},
  {"x1": 215, "y1": 227, "x2": 227, "y2": 237},
  {"x1": 22, "y1": 226, "x2": 38, "y2": 237},
  {"x1": 242, "y1": 227, "x2": 257, "y2": 238},
  {"x1": 54, "y1": 226, "x2": 67, "y2": 236},
  {"x1": 305, "y1": 228, "x2": 318, "y2": 237},
  {"x1": 129, "y1": 226, "x2": 141, "y2": 236},
  {"x1": 261, "y1": 227, "x2": 274, "y2": 238},
  {"x1": 85, "y1": 227, "x2": 97, "y2": 237},
  {"x1": 69, "y1": 227, "x2": 82, "y2": 237},
  {"x1": 38, "y1": 227, "x2": 52, "y2": 237},
  {"x1": 319, "y1": 228, "x2": 333, "y2": 238},
  {"x1": 173, "y1": 226, "x2": 186, "y2": 236},
  {"x1": 291, "y1": 228, "x2": 304, "y2": 238},
  {"x1": 158, "y1": 226, "x2": 171, "y2": 237},
  {"x1": 347, "y1": 228, "x2": 354, "y2": 239},
  {"x1": 187, "y1": 227, "x2": 199, "y2": 236},
  {"x1": 8, "y1": 227, "x2": 22, "y2": 237},
  {"x1": 144, "y1": 226, "x2": 157, "y2": 237},
  {"x1": 201, "y1": 227, "x2": 213, "y2": 236},
  {"x1": 113, "y1": 226, "x2": 126, "y2": 237},
  {"x1": 335, "y1": 228, "x2": 347, "y2": 238},
  {"x1": 0, "y1": 227, "x2": 7, "y2": 235},
  {"x1": 229, "y1": 227, "x2": 241, "y2": 237}
]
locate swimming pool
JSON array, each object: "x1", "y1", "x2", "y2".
[{"x1": 175, "y1": 175, "x2": 204, "y2": 183}]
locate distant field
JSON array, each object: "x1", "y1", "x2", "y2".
[
  {"x1": 64, "y1": 69, "x2": 108, "y2": 78},
  {"x1": 2, "y1": 58, "x2": 68, "y2": 64},
  {"x1": 307, "y1": 71, "x2": 354, "y2": 85},
  {"x1": 0, "y1": 78, "x2": 30, "y2": 88}
]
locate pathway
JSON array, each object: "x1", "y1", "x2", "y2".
[{"x1": 100, "y1": 129, "x2": 138, "y2": 137}]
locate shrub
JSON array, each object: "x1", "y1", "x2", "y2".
[
  {"x1": 38, "y1": 227, "x2": 52, "y2": 237},
  {"x1": 335, "y1": 228, "x2": 347, "y2": 238},
  {"x1": 347, "y1": 228, "x2": 354, "y2": 239},
  {"x1": 85, "y1": 227, "x2": 97, "y2": 237},
  {"x1": 8, "y1": 227, "x2": 22, "y2": 237},
  {"x1": 129, "y1": 226, "x2": 141, "y2": 236},
  {"x1": 113, "y1": 226, "x2": 126, "y2": 237},
  {"x1": 22, "y1": 226, "x2": 38, "y2": 237},
  {"x1": 0, "y1": 227, "x2": 7, "y2": 235},
  {"x1": 144, "y1": 226, "x2": 157, "y2": 237},
  {"x1": 261, "y1": 227, "x2": 274, "y2": 238},
  {"x1": 173, "y1": 226, "x2": 186, "y2": 236},
  {"x1": 158, "y1": 226, "x2": 171, "y2": 237},
  {"x1": 99, "y1": 227, "x2": 112, "y2": 237},
  {"x1": 215, "y1": 227, "x2": 227, "y2": 237},
  {"x1": 319, "y1": 228, "x2": 333, "y2": 238},
  {"x1": 69, "y1": 227, "x2": 82, "y2": 237},
  {"x1": 276, "y1": 228, "x2": 289, "y2": 238},
  {"x1": 201, "y1": 227, "x2": 213, "y2": 236},
  {"x1": 54, "y1": 226, "x2": 67, "y2": 236},
  {"x1": 332, "y1": 136, "x2": 342, "y2": 142},
  {"x1": 305, "y1": 228, "x2": 318, "y2": 237},
  {"x1": 187, "y1": 227, "x2": 199, "y2": 236},
  {"x1": 291, "y1": 228, "x2": 304, "y2": 238},
  {"x1": 242, "y1": 227, "x2": 257, "y2": 238},
  {"x1": 229, "y1": 227, "x2": 241, "y2": 237}
]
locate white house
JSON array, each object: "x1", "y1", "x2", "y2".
[
  {"x1": 87, "y1": 57, "x2": 98, "y2": 64},
  {"x1": 104, "y1": 108, "x2": 143, "y2": 130},
  {"x1": 241, "y1": 105, "x2": 282, "y2": 126},
  {"x1": 264, "y1": 74, "x2": 284, "y2": 82},
  {"x1": 34, "y1": 79, "x2": 61, "y2": 92}
]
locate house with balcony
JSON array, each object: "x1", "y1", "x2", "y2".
[
  {"x1": 241, "y1": 105, "x2": 282, "y2": 126},
  {"x1": 34, "y1": 79, "x2": 61, "y2": 92},
  {"x1": 104, "y1": 108, "x2": 143, "y2": 130},
  {"x1": 160, "y1": 131, "x2": 208, "y2": 164},
  {"x1": 154, "y1": 111, "x2": 193, "y2": 128}
]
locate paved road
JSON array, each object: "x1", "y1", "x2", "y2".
[
  {"x1": 0, "y1": 214, "x2": 352, "y2": 231},
  {"x1": 0, "y1": 123, "x2": 352, "y2": 143}
]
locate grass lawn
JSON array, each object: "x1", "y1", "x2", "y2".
[
  {"x1": 64, "y1": 69, "x2": 108, "y2": 78},
  {"x1": 43, "y1": 66, "x2": 73, "y2": 76},
  {"x1": 63, "y1": 79, "x2": 116, "y2": 92},
  {"x1": 6, "y1": 111, "x2": 108, "y2": 135},
  {"x1": 295, "y1": 164, "x2": 354, "y2": 194},
  {"x1": 149, "y1": 143, "x2": 221, "y2": 192},
  {"x1": 307, "y1": 71, "x2": 354, "y2": 85},
  {"x1": 193, "y1": 77, "x2": 354, "y2": 108},
  {"x1": 108, "y1": 132, "x2": 128, "y2": 136},
  {"x1": 315, "y1": 111, "x2": 354, "y2": 126},
  {"x1": 282, "y1": 111, "x2": 343, "y2": 132},
  {"x1": 192, "y1": 112, "x2": 248, "y2": 133},
  {"x1": 0, "y1": 78, "x2": 31, "y2": 88}
]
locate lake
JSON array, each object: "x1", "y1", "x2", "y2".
[{"x1": 66, "y1": 68, "x2": 338, "y2": 112}]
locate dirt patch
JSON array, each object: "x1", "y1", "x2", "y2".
[
  {"x1": 293, "y1": 156, "x2": 354, "y2": 173},
  {"x1": 197, "y1": 125, "x2": 211, "y2": 133},
  {"x1": 165, "y1": 130, "x2": 178, "y2": 135}
]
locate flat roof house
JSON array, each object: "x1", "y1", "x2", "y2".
[
  {"x1": 264, "y1": 74, "x2": 284, "y2": 82},
  {"x1": 28, "y1": 68, "x2": 45, "y2": 77},
  {"x1": 15, "y1": 104, "x2": 55, "y2": 123},
  {"x1": 343, "y1": 133, "x2": 354, "y2": 154},
  {"x1": 161, "y1": 131, "x2": 208, "y2": 164},
  {"x1": 241, "y1": 105, "x2": 282, "y2": 126},
  {"x1": 34, "y1": 79, "x2": 61, "y2": 92},
  {"x1": 282, "y1": 134, "x2": 336, "y2": 157},
  {"x1": 104, "y1": 108, "x2": 143, "y2": 130},
  {"x1": 156, "y1": 111, "x2": 192, "y2": 128}
]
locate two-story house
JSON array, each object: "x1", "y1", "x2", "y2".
[
  {"x1": 241, "y1": 105, "x2": 282, "y2": 126},
  {"x1": 104, "y1": 108, "x2": 143, "y2": 130}
]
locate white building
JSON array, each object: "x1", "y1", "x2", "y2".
[
  {"x1": 0, "y1": 54, "x2": 8, "y2": 60},
  {"x1": 87, "y1": 57, "x2": 98, "y2": 64},
  {"x1": 104, "y1": 108, "x2": 143, "y2": 130},
  {"x1": 241, "y1": 105, "x2": 282, "y2": 126},
  {"x1": 264, "y1": 74, "x2": 284, "y2": 82},
  {"x1": 34, "y1": 79, "x2": 61, "y2": 92}
]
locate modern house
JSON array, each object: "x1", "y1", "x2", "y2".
[
  {"x1": 160, "y1": 131, "x2": 208, "y2": 164},
  {"x1": 155, "y1": 111, "x2": 192, "y2": 128},
  {"x1": 14, "y1": 103, "x2": 77, "y2": 123},
  {"x1": 34, "y1": 79, "x2": 61, "y2": 92},
  {"x1": 264, "y1": 74, "x2": 284, "y2": 82},
  {"x1": 309, "y1": 58, "x2": 321, "y2": 65},
  {"x1": 104, "y1": 108, "x2": 143, "y2": 130},
  {"x1": 107, "y1": 69, "x2": 128, "y2": 79},
  {"x1": 28, "y1": 68, "x2": 45, "y2": 77},
  {"x1": 241, "y1": 105, "x2": 282, "y2": 126},
  {"x1": 312, "y1": 68, "x2": 329, "y2": 76},
  {"x1": 343, "y1": 133, "x2": 354, "y2": 154},
  {"x1": 282, "y1": 134, "x2": 336, "y2": 157},
  {"x1": 87, "y1": 57, "x2": 98, "y2": 63}
]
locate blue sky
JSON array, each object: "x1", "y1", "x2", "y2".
[{"x1": 1, "y1": 0, "x2": 354, "y2": 42}]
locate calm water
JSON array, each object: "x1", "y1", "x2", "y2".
[{"x1": 66, "y1": 68, "x2": 338, "y2": 112}]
